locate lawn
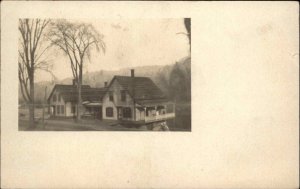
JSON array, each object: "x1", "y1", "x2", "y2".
[{"x1": 19, "y1": 103, "x2": 191, "y2": 131}]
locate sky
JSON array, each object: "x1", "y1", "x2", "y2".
[{"x1": 36, "y1": 19, "x2": 190, "y2": 82}]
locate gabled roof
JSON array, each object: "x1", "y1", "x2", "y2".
[
  {"x1": 47, "y1": 84, "x2": 107, "y2": 103},
  {"x1": 108, "y1": 76, "x2": 167, "y2": 101}
]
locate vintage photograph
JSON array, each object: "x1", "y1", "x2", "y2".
[
  {"x1": 2, "y1": 1, "x2": 298, "y2": 188},
  {"x1": 18, "y1": 18, "x2": 191, "y2": 131}
]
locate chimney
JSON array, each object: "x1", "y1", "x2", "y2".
[
  {"x1": 131, "y1": 69, "x2": 135, "y2": 77},
  {"x1": 104, "y1": 81, "x2": 108, "y2": 87}
]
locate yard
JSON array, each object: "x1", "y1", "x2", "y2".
[{"x1": 19, "y1": 103, "x2": 191, "y2": 131}]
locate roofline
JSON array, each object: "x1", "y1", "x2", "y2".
[
  {"x1": 102, "y1": 76, "x2": 117, "y2": 98},
  {"x1": 47, "y1": 84, "x2": 92, "y2": 103},
  {"x1": 103, "y1": 76, "x2": 168, "y2": 101},
  {"x1": 103, "y1": 76, "x2": 138, "y2": 101},
  {"x1": 47, "y1": 85, "x2": 57, "y2": 103}
]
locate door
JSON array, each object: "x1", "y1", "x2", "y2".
[{"x1": 94, "y1": 107, "x2": 102, "y2": 120}]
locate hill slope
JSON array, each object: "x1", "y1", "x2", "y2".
[{"x1": 19, "y1": 57, "x2": 191, "y2": 104}]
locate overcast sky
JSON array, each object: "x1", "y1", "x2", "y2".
[{"x1": 36, "y1": 19, "x2": 190, "y2": 82}]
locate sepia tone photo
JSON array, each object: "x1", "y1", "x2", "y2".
[
  {"x1": 2, "y1": 1, "x2": 298, "y2": 188},
  {"x1": 18, "y1": 18, "x2": 191, "y2": 131}
]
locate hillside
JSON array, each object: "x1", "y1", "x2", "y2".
[{"x1": 19, "y1": 57, "x2": 191, "y2": 104}]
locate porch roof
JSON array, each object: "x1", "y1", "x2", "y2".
[
  {"x1": 83, "y1": 102, "x2": 102, "y2": 107},
  {"x1": 136, "y1": 98, "x2": 173, "y2": 107}
]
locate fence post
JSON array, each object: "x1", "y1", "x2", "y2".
[{"x1": 43, "y1": 86, "x2": 47, "y2": 130}]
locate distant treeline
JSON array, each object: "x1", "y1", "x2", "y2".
[{"x1": 19, "y1": 56, "x2": 191, "y2": 105}]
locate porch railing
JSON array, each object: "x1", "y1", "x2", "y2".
[{"x1": 145, "y1": 113, "x2": 175, "y2": 123}]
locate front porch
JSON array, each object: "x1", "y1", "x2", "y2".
[
  {"x1": 144, "y1": 112, "x2": 175, "y2": 123},
  {"x1": 82, "y1": 101, "x2": 102, "y2": 120},
  {"x1": 136, "y1": 100, "x2": 176, "y2": 123}
]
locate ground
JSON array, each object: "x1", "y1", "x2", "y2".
[
  {"x1": 19, "y1": 104, "x2": 191, "y2": 131},
  {"x1": 19, "y1": 119, "x2": 149, "y2": 131}
]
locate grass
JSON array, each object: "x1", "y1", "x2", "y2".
[{"x1": 19, "y1": 103, "x2": 191, "y2": 131}]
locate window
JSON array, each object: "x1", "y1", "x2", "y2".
[
  {"x1": 109, "y1": 91, "x2": 114, "y2": 101},
  {"x1": 123, "y1": 107, "x2": 132, "y2": 118},
  {"x1": 121, "y1": 90, "x2": 126, "y2": 101},
  {"x1": 146, "y1": 107, "x2": 155, "y2": 116},
  {"x1": 61, "y1": 105, "x2": 64, "y2": 114},
  {"x1": 71, "y1": 105, "x2": 76, "y2": 113},
  {"x1": 87, "y1": 107, "x2": 92, "y2": 113},
  {"x1": 106, "y1": 107, "x2": 113, "y2": 117},
  {"x1": 53, "y1": 94, "x2": 57, "y2": 102},
  {"x1": 58, "y1": 94, "x2": 61, "y2": 101},
  {"x1": 57, "y1": 105, "x2": 60, "y2": 114}
]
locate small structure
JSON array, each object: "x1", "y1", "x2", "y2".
[{"x1": 47, "y1": 83, "x2": 107, "y2": 119}]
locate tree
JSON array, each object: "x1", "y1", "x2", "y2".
[
  {"x1": 18, "y1": 19, "x2": 51, "y2": 129},
  {"x1": 184, "y1": 18, "x2": 191, "y2": 48},
  {"x1": 48, "y1": 20, "x2": 105, "y2": 121},
  {"x1": 168, "y1": 57, "x2": 191, "y2": 102}
]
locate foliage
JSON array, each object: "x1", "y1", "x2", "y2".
[
  {"x1": 157, "y1": 57, "x2": 191, "y2": 102},
  {"x1": 48, "y1": 19, "x2": 105, "y2": 120},
  {"x1": 48, "y1": 20, "x2": 105, "y2": 81},
  {"x1": 18, "y1": 18, "x2": 51, "y2": 128}
]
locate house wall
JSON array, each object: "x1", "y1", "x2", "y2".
[
  {"x1": 49, "y1": 91, "x2": 66, "y2": 117},
  {"x1": 102, "y1": 80, "x2": 135, "y2": 120},
  {"x1": 135, "y1": 108, "x2": 145, "y2": 121},
  {"x1": 65, "y1": 102, "x2": 74, "y2": 117},
  {"x1": 49, "y1": 89, "x2": 93, "y2": 118}
]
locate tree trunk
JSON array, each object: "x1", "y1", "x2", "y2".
[
  {"x1": 76, "y1": 66, "x2": 83, "y2": 121},
  {"x1": 28, "y1": 71, "x2": 35, "y2": 129}
]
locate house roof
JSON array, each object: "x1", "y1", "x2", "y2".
[
  {"x1": 136, "y1": 98, "x2": 173, "y2": 106},
  {"x1": 109, "y1": 76, "x2": 167, "y2": 101},
  {"x1": 47, "y1": 84, "x2": 107, "y2": 103}
]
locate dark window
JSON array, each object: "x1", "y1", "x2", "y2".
[
  {"x1": 87, "y1": 107, "x2": 92, "y2": 113},
  {"x1": 53, "y1": 94, "x2": 57, "y2": 102},
  {"x1": 121, "y1": 90, "x2": 126, "y2": 101},
  {"x1": 109, "y1": 91, "x2": 114, "y2": 101},
  {"x1": 61, "y1": 105, "x2": 64, "y2": 114},
  {"x1": 58, "y1": 94, "x2": 61, "y2": 101},
  {"x1": 146, "y1": 107, "x2": 155, "y2": 116},
  {"x1": 57, "y1": 105, "x2": 60, "y2": 114},
  {"x1": 71, "y1": 105, "x2": 76, "y2": 113},
  {"x1": 106, "y1": 107, "x2": 113, "y2": 117},
  {"x1": 123, "y1": 107, "x2": 132, "y2": 118}
]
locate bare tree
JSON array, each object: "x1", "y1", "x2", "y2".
[
  {"x1": 18, "y1": 19, "x2": 51, "y2": 129},
  {"x1": 48, "y1": 20, "x2": 105, "y2": 121},
  {"x1": 184, "y1": 18, "x2": 191, "y2": 47}
]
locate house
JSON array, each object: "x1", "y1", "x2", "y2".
[
  {"x1": 102, "y1": 69, "x2": 175, "y2": 124},
  {"x1": 47, "y1": 82, "x2": 107, "y2": 119},
  {"x1": 48, "y1": 69, "x2": 175, "y2": 124}
]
